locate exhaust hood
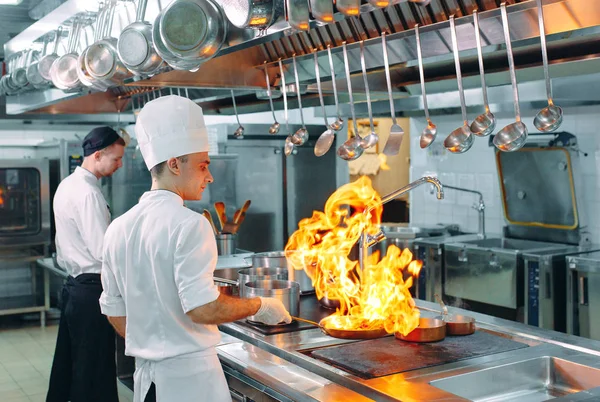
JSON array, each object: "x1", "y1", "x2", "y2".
[{"x1": 4, "y1": 0, "x2": 600, "y2": 116}]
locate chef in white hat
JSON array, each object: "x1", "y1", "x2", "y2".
[{"x1": 99, "y1": 95, "x2": 291, "y2": 402}]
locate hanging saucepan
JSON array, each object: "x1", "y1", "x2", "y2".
[
  {"x1": 50, "y1": 19, "x2": 83, "y2": 91},
  {"x1": 38, "y1": 27, "x2": 63, "y2": 83},
  {"x1": 85, "y1": 2, "x2": 132, "y2": 87},
  {"x1": 12, "y1": 49, "x2": 37, "y2": 91},
  {"x1": 118, "y1": 0, "x2": 164, "y2": 76},
  {"x1": 27, "y1": 35, "x2": 51, "y2": 89},
  {"x1": 152, "y1": 0, "x2": 226, "y2": 71},
  {"x1": 222, "y1": 0, "x2": 284, "y2": 32},
  {"x1": 1, "y1": 57, "x2": 20, "y2": 95},
  {"x1": 78, "y1": 3, "x2": 111, "y2": 91},
  {"x1": 293, "y1": 316, "x2": 388, "y2": 340}
]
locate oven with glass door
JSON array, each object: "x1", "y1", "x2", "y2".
[{"x1": 0, "y1": 159, "x2": 51, "y2": 248}]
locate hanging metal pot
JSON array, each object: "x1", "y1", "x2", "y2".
[
  {"x1": 85, "y1": 2, "x2": 132, "y2": 87},
  {"x1": 152, "y1": 0, "x2": 226, "y2": 71},
  {"x1": 222, "y1": 0, "x2": 283, "y2": 31},
  {"x1": 27, "y1": 35, "x2": 51, "y2": 89},
  {"x1": 118, "y1": 0, "x2": 164, "y2": 76},
  {"x1": 78, "y1": 3, "x2": 111, "y2": 90},
  {"x1": 50, "y1": 20, "x2": 83, "y2": 91},
  {"x1": 38, "y1": 27, "x2": 63, "y2": 83}
]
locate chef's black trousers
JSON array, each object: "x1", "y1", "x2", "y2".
[{"x1": 46, "y1": 274, "x2": 119, "y2": 402}]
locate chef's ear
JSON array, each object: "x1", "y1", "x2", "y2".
[{"x1": 166, "y1": 157, "x2": 181, "y2": 175}]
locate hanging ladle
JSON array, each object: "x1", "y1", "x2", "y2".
[
  {"x1": 264, "y1": 61, "x2": 280, "y2": 135},
  {"x1": 279, "y1": 58, "x2": 295, "y2": 156},
  {"x1": 533, "y1": 0, "x2": 563, "y2": 132},
  {"x1": 359, "y1": 41, "x2": 379, "y2": 150},
  {"x1": 470, "y1": 10, "x2": 496, "y2": 137},
  {"x1": 381, "y1": 31, "x2": 404, "y2": 156},
  {"x1": 231, "y1": 89, "x2": 244, "y2": 139},
  {"x1": 337, "y1": 42, "x2": 365, "y2": 161},
  {"x1": 415, "y1": 24, "x2": 437, "y2": 149},
  {"x1": 326, "y1": 44, "x2": 344, "y2": 131},
  {"x1": 291, "y1": 54, "x2": 309, "y2": 146},
  {"x1": 493, "y1": 3, "x2": 528, "y2": 152},
  {"x1": 443, "y1": 15, "x2": 474, "y2": 154},
  {"x1": 313, "y1": 50, "x2": 335, "y2": 157}
]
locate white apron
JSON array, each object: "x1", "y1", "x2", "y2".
[{"x1": 134, "y1": 349, "x2": 231, "y2": 402}]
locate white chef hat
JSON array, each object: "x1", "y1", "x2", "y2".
[{"x1": 135, "y1": 95, "x2": 209, "y2": 170}]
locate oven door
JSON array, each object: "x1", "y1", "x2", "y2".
[{"x1": 0, "y1": 159, "x2": 51, "y2": 248}]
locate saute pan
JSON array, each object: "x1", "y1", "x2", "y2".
[
  {"x1": 395, "y1": 317, "x2": 446, "y2": 343},
  {"x1": 435, "y1": 294, "x2": 476, "y2": 336},
  {"x1": 293, "y1": 316, "x2": 388, "y2": 340}
]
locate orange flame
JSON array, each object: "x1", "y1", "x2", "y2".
[{"x1": 285, "y1": 176, "x2": 422, "y2": 336}]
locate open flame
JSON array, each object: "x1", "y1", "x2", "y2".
[{"x1": 285, "y1": 176, "x2": 422, "y2": 336}]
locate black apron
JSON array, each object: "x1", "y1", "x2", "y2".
[{"x1": 46, "y1": 274, "x2": 119, "y2": 402}]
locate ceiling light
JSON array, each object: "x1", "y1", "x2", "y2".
[{"x1": 0, "y1": 0, "x2": 24, "y2": 4}]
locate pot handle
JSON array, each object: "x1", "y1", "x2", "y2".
[{"x1": 213, "y1": 277, "x2": 238, "y2": 286}]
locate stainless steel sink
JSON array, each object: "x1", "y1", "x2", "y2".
[
  {"x1": 461, "y1": 238, "x2": 567, "y2": 251},
  {"x1": 431, "y1": 356, "x2": 600, "y2": 401}
]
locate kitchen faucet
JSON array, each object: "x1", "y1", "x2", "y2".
[
  {"x1": 358, "y1": 176, "x2": 444, "y2": 271},
  {"x1": 438, "y1": 185, "x2": 486, "y2": 238}
]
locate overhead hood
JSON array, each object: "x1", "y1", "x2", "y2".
[{"x1": 4, "y1": 0, "x2": 600, "y2": 116}]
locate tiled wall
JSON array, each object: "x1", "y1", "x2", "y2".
[{"x1": 409, "y1": 105, "x2": 600, "y2": 243}]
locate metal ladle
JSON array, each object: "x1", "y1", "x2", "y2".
[
  {"x1": 470, "y1": 10, "x2": 496, "y2": 137},
  {"x1": 337, "y1": 42, "x2": 364, "y2": 161},
  {"x1": 533, "y1": 0, "x2": 563, "y2": 132},
  {"x1": 230, "y1": 89, "x2": 244, "y2": 139},
  {"x1": 381, "y1": 32, "x2": 404, "y2": 156},
  {"x1": 264, "y1": 61, "x2": 280, "y2": 135},
  {"x1": 291, "y1": 54, "x2": 309, "y2": 146},
  {"x1": 493, "y1": 3, "x2": 528, "y2": 152},
  {"x1": 326, "y1": 44, "x2": 344, "y2": 131},
  {"x1": 279, "y1": 58, "x2": 295, "y2": 156},
  {"x1": 415, "y1": 24, "x2": 437, "y2": 149},
  {"x1": 359, "y1": 41, "x2": 379, "y2": 150},
  {"x1": 443, "y1": 15, "x2": 474, "y2": 154},
  {"x1": 313, "y1": 50, "x2": 335, "y2": 157}
]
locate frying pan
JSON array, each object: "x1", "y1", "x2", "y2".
[
  {"x1": 293, "y1": 316, "x2": 388, "y2": 340},
  {"x1": 50, "y1": 20, "x2": 83, "y2": 91},
  {"x1": 38, "y1": 27, "x2": 63, "y2": 82},
  {"x1": 395, "y1": 317, "x2": 446, "y2": 343},
  {"x1": 435, "y1": 294, "x2": 476, "y2": 336}
]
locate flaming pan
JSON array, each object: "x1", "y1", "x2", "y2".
[{"x1": 293, "y1": 316, "x2": 388, "y2": 340}]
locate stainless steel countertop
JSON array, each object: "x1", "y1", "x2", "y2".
[{"x1": 217, "y1": 299, "x2": 600, "y2": 402}]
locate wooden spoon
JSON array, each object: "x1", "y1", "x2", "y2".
[
  {"x1": 202, "y1": 209, "x2": 218, "y2": 235},
  {"x1": 214, "y1": 202, "x2": 227, "y2": 231}
]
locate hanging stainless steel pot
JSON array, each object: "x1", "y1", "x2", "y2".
[
  {"x1": 78, "y1": 3, "x2": 111, "y2": 90},
  {"x1": 85, "y1": 2, "x2": 132, "y2": 87},
  {"x1": 118, "y1": 0, "x2": 164, "y2": 76},
  {"x1": 12, "y1": 49, "x2": 37, "y2": 91},
  {"x1": 27, "y1": 36, "x2": 51, "y2": 89},
  {"x1": 222, "y1": 0, "x2": 283, "y2": 31},
  {"x1": 50, "y1": 20, "x2": 84, "y2": 91},
  {"x1": 38, "y1": 27, "x2": 63, "y2": 83},
  {"x1": 152, "y1": 0, "x2": 226, "y2": 71}
]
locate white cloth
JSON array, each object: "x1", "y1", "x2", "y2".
[
  {"x1": 53, "y1": 167, "x2": 111, "y2": 276},
  {"x1": 135, "y1": 95, "x2": 209, "y2": 170},
  {"x1": 133, "y1": 350, "x2": 230, "y2": 402},
  {"x1": 100, "y1": 190, "x2": 221, "y2": 360}
]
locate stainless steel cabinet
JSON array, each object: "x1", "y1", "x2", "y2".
[{"x1": 567, "y1": 252, "x2": 600, "y2": 341}]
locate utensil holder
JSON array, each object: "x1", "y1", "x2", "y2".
[{"x1": 216, "y1": 233, "x2": 237, "y2": 256}]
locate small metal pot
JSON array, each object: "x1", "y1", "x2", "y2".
[
  {"x1": 244, "y1": 280, "x2": 300, "y2": 324},
  {"x1": 26, "y1": 36, "x2": 50, "y2": 89},
  {"x1": 238, "y1": 267, "x2": 287, "y2": 298},
  {"x1": 38, "y1": 27, "x2": 63, "y2": 83},
  {"x1": 445, "y1": 314, "x2": 476, "y2": 336},
  {"x1": 252, "y1": 251, "x2": 314, "y2": 294},
  {"x1": 318, "y1": 294, "x2": 341, "y2": 310},
  {"x1": 222, "y1": 0, "x2": 283, "y2": 31},
  {"x1": 50, "y1": 21, "x2": 83, "y2": 91},
  {"x1": 152, "y1": 0, "x2": 226, "y2": 71},
  {"x1": 216, "y1": 233, "x2": 237, "y2": 256},
  {"x1": 395, "y1": 317, "x2": 446, "y2": 343},
  {"x1": 117, "y1": 0, "x2": 163, "y2": 76}
]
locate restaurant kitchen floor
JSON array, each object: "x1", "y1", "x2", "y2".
[{"x1": 0, "y1": 320, "x2": 133, "y2": 402}]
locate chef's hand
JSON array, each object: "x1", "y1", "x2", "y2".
[{"x1": 253, "y1": 297, "x2": 292, "y2": 325}]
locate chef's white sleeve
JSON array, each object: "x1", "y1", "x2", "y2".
[
  {"x1": 77, "y1": 192, "x2": 111, "y2": 263},
  {"x1": 174, "y1": 217, "x2": 220, "y2": 313},
  {"x1": 99, "y1": 225, "x2": 126, "y2": 317}
]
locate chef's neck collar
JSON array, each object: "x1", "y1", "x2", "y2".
[
  {"x1": 75, "y1": 166, "x2": 100, "y2": 184},
  {"x1": 143, "y1": 189, "x2": 184, "y2": 205}
]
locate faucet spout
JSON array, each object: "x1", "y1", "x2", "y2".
[{"x1": 359, "y1": 176, "x2": 444, "y2": 271}]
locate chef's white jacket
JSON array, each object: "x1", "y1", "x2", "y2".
[
  {"x1": 53, "y1": 166, "x2": 111, "y2": 276},
  {"x1": 100, "y1": 190, "x2": 229, "y2": 401}
]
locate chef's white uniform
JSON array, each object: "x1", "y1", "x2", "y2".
[{"x1": 100, "y1": 190, "x2": 230, "y2": 402}]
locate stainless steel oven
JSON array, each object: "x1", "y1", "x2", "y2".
[{"x1": 0, "y1": 159, "x2": 51, "y2": 248}]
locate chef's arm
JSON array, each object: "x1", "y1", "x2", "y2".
[
  {"x1": 187, "y1": 294, "x2": 261, "y2": 325},
  {"x1": 107, "y1": 316, "x2": 127, "y2": 338}
]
